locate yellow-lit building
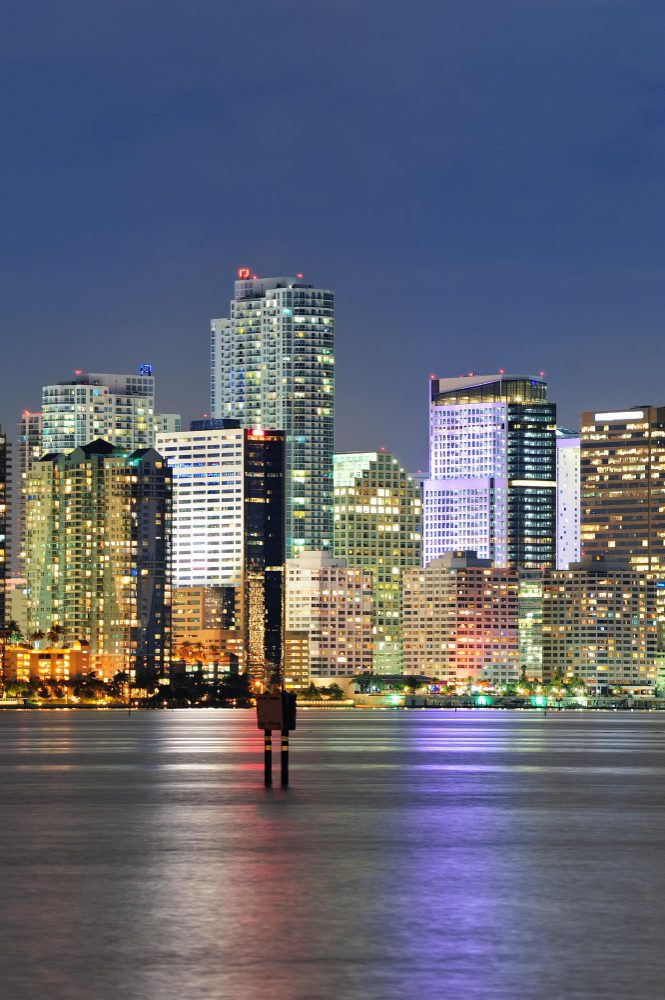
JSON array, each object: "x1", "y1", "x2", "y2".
[
  {"x1": 25, "y1": 440, "x2": 172, "y2": 677},
  {"x1": 581, "y1": 407, "x2": 665, "y2": 572},
  {"x1": 172, "y1": 585, "x2": 242, "y2": 665},
  {"x1": 5, "y1": 641, "x2": 90, "y2": 683},
  {"x1": 542, "y1": 557, "x2": 658, "y2": 693},
  {"x1": 333, "y1": 452, "x2": 421, "y2": 674}
]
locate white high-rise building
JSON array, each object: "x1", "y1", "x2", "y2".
[
  {"x1": 156, "y1": 424, "x2": 245, "y2": 588},
  {"x1": 556, "y1": 428, "x2": 581, "y2": 570},
  {"x1": 424, "y1": 374, "x2": 557, "y2": 568},
  {"x1": 41, "y1": 369, "x2": 156, "y2": 454},
  {"x1": 211, "y1": 269, "x2": 334, "y2": 558}
]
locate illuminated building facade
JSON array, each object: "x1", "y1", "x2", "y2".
[
  {"x1": 581, "y1": 407, "x2": 665, "y2": 572},
  {"x1": 284, "y1": 550, "x2": 373, "y2": 688},
  {"x1": 157, "y1": 422, "x2": 285, "y2": 681},
  {"x1": 4, "y1": 641, "x2": 91, "y2": 683},
  {"x1": 542, "y1": 558, "x2": 658, "y2": 693},
  {"x1": 211, "y1": 271, "x2": 334, "y2": 558},
  {"x1": 556, "y1": 428, "x2": 581, "y2": 569},
  {"x1": 518, "y1": 569, "x2": 543, "y2": 679},
  {"x1": 18, "y1": 411, "x2": 42, "y2": 571},
  {"x1": 402, "y1": 552, "x2": 519, "y2": 684},
  {"x1": 25, "y1": 441, "x2": 172, "y2": 678},
  {"x1": 424, "y1": 374, "x2": 557, "y2": 568},
  {"x1": 41, "y1": 370, "x2": 156, "y2": 455},
  {"x1": 333, "y1": 451, "x2": 422, "y2": 674},
  {"x1": 157, "y1": 422, "x2": 246, "y2": 588},
  {"x1": 172, "y1": 585, "x2": 241, "y2": 667},
  {"x1": 0, "y1": 426, "x2": 9, "y2": 627}
]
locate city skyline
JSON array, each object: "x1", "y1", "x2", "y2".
[{"x1": 2, "y1": 2, "x2": 664, "y2": 473}]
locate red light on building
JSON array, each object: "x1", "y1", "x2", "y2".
[
  {"x1": 74, "y1": 369, "x2": 82, "y2": 375},
  {"x1": 237, "y1": 268, "x2": 250, "y2": 279},
  {"x1": 498, "y1": 368, "x2": 505, "y2": 374},
  {"x1": 429, "y1": 373, "x2": 437, "y2": 380},
  {"x1": 252, "y1": 274, "x2": 258, "y2": 280},
  {"x1": 296, "y1": 273, "x2": 303, "y2": 279},
  {"x1": 539, "y1": 370, "x2": 545, "y2": 377}
]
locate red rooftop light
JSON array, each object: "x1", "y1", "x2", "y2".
[
  {"x1": 296, "y1": 273, "x2": 303, "y2": 279},
  {"x1": 74, "y1": 370, "x2": 82, "y2": 375}
]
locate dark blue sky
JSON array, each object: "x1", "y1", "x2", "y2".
[{"x1": 2, "y1": 0, "x2": 664, "y2": 472}]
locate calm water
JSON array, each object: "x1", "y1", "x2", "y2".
[{"x1": 1, "y1": 709, "x2": 665, "y2": 999}]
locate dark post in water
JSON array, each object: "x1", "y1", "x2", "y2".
[{"x1": 256, "y1": 691, "x2": 297, "y2": 787}]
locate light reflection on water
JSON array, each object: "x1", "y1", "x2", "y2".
[{"x1": 1, "y1": 709, "x2": 665, "y2": 999}]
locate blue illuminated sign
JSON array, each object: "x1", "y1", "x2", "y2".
[{"x1": 138, "y1": 364, "x2": 153, "y2": 376}]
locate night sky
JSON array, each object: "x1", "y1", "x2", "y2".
[{"x1": 2, "y1": 1, "x2": 664, "y2": 473}]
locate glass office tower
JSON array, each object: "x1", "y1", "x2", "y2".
[{"x1": 424, "y1": 373, "x2": 557, "y2": 569}]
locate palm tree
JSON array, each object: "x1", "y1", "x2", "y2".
[
  {"x1": 206, "y1": 642, "x2": 222, "y2": 664},
  {"x1": 4, "y1": 620, "x2": 23, "y2": 644},
  {"x1": 47, "y1": 624, "x2": 64, "y2": 647},
  {"x1": 30, "y1": 629, "x2": 45, "y2": 649},
  {"x1": 175, "y1": 640, "x2": 193, "y2": 663}
]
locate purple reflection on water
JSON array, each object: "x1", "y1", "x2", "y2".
[{"x1": 0, "y1": 709, "x2": 664, "y2": 999}]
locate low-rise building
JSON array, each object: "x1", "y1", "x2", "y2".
[
  {"x1": 402, "y1": 552, "x2": 519, "y2": 685},
  {"x1": 284, "y1": 551, "x2": 373, "y2": 689},
  {"x1": 4, "y1": 641, "x2": 91, "y2": 683},
  {"x1": 542, "y1": 557, "x2": 658, "y2": 693}
]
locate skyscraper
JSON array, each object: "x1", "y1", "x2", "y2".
[
  {"x1": 211, "y1": 270, "x2": 334, "y2": 558},
  {"x1": 424, "y1": 373, "x2": 557, "y2": 568},
  {"x1": 18, "y1": 411, "x2": 43, "y2": 571},
  {"x1": 556, "y1": 428, "x2": 581, "y2": 570},
  {"x1": 0, "y1": 426, "x2": 9, "y2": 628},
  {"x1": 41, "y1": 369, "x2": 156, "y2": 455},
  {"x1": 581, "y1": 407, "x2": 665, "y2": 572},
  {"x1": 157, "y1": 421, "x2": 285, "y2": 681},
  {"x1": 333, "y1": 451, "x2": 422, "y2": 674},
  {"x1": 25, "y1": 441, "x2": 172, "y2": 678}
]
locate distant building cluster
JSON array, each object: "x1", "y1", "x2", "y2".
[{"x1": 1, "y1": 268, "x2": 663, "y2": 696}]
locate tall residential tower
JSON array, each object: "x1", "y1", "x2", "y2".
[
  {"x1": 25, "y1": 441, "x2": 172, "y2": 678},
  {"x1": 211, "y1": 270, "x2": 334, "y2": 558}
]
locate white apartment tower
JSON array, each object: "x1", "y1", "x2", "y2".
[
  {"x1": 41, "y1": 369, "x2": 156, "y2": 455},
  {"x1": 211, "y1": 270, "x2": 334, "y2": 558},
  {"x1": 556, "y1": 428, "x2": 581, "y2": 570}
]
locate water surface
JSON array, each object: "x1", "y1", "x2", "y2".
[{"x1": 1, "y1": 709, "x2": 664, "y2": 999}]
